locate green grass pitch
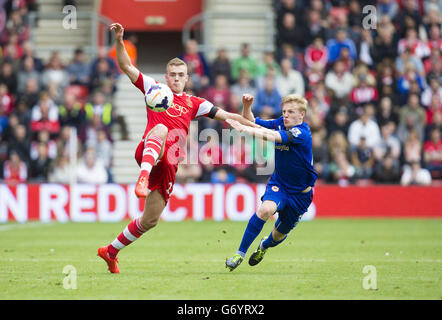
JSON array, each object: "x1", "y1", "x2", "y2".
[{"x1": 0, "y1": 219, "x2": 441, "y2": 300}]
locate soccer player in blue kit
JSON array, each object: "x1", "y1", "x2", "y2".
[{"x1": 225, "y1": 93, "x2": 318, "y2": 271}]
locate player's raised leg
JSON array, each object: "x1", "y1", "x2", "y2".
[
  {"x1": 135, "y1": 124, "x2": 168, "y2": 198},
  {"x1": 225, "y1": 200, "x2": 277, "y2": 271},
  {"x1": 98, "y1": 190, "x2": 166, "y2": 273}
]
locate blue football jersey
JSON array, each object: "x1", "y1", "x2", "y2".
[{"x1": 255, "y1": 116, "x2": 318, "y2": 193}]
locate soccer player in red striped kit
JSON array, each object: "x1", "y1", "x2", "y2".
[{"x1": 97, "y1": 23, "x2": 258, "y2": 273}]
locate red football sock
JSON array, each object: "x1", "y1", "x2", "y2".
[
  {"x1": 107, "y1": 217, "x2": 147, "y2": 259},
  {"x1": 140, "y1": 135, "x2": 163, "y2": 175}
]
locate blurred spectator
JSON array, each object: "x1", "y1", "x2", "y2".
[
  {"x1": 400, "y1": 161, "x2": 432, "y2": 186},
  {"x1": 0, "y1": 61, "x2": 17, "y2": 95},
  {"x1": 30, "y1": 92, "x2": 60, "y2": 138},
  {"x1": 397, "y1": 28, "x2": 430, "y2": 60},
  {"x1": 403, "y1": 128, "x2": 423, "y2": 164},
  {"x1": 350, "y1": 136, "x2": 375, "y2": 179},
  {"x1": 210, "y1": 167, "x2": 236, "y2": 183},
  {"x1": 176, "y1": 162, "x2": 203, "y2": 183},
  {"x1": 93, "y1": 128, "x2": 113, "y2": 181},
  {"x1": 254, "y1": 76, "x2": 282, "y2": 116},
  {"x1": 395, "y1": 48, "x2": 425, "y2": 77},
  {"x1": 30, "y1": 129, "x2": 57, "y2": 161},
  {"x1": 232, "y1": 43, "x2": 260, "y2": 81},
  {"x1": 29, "y1": 142, "x2": 51, "y2": 182},
  {"x1": 373, "y1": 121, "x2": 401, "y2": 163},
  {"x1": 347, "y1": 107, "x2": 381, "y2": 149},
  {"x1": 58, "y1": 91, "x2": 86, "y2": 130},
  {"x1": 89, "y1": 56, "x2": 116, "y2": 94},
  {"x1": 0, "y1": 82, "x2": 13, "y2": 114},
  {"x1": 376, "y1": 96, "x2": 399, "y2": 127},
  {"x1": 210, "y1": 48, "x2": 232, "y2": 84},
  {"x1": 328, "y1": 150, "x2": 356, "y2": 185},
  {"x1": 20, "y1": 77, "x2": 40, "y2": 109},
  {"x1": 21, "y1": 41, "x2": 44, "y2": 72},
  {"x1": 41, "y1": 51, "x2": 69, "y2": 92},
  {"x1": 257, "y1": 51, "x2": 281, "y2": 78},
  {"x1": 279, "y1": 43, "x2": 304, "y2": 72},
  {"x1": 371, "y1": 21, "x2": 398, "y2": 65},
  {"x1": 276, "y1": 12, "x2": 305, "y2": 51},
  {"x1": 357, "y1": 29, "x2": 374, "y2": 67},
  {"x1": 201, "y1": 74, "x2": 231, "y2": 111},
  {"x1": 303, "y1": 9, "x2": 326, "y2": 46},
  {"x1": 276, "y1": 58, "x2": 304, "y2": 97},
  {"x1": 66, "y1": 48, "x2": 90, "y2": 86},
  {"x1": 326, "y1": 28, "x2": 357, "y2": 64},
  {"x1": 3, "y1": 150, "x2": 27, "y2": 184},
  {"x1": 17, "y1": 55, "x2": 41, "y2": 94},
  {"x1": 325, "y1": 60, "x2": 354, "y2": 101},
  {"x1": 230, "y1": 69, "x2": 257, "y2": 109},
  {"x1": 304, "y1": 37, "x2": 328, "y2": 71},
  {"x1": 84, "y1": 90, "x2": 115, "y2": 131},
  {"x1": 423, "y1": 127, "x2": 442, "y2": 178},
  {"x1": 7, "y1": 122, "x2": 30, "y2": 165},
  {"x1": 179, "y1": 38, "x2": 210, "y2": 81},
  {"x1": 76, "y1": 146, "x2": 108, "y2": 184},
  {"x1": 276, "y1": 0, "x2": 304, "y2": 30},
  {"x1": 421, "y1": 76, "x2": 442, "y2": 109},
  {"x1": 90, "y1": 46, "x2": 119, "y2": 79},
  {"x1": 425, "y1": 94, "x2": 442, "y2": 127},
  {"x1": 328, "y1": 131, "x2": 352, "y2": 161},
  {"x1": 349, "y1": 73, "x2": 378, "y2": 109},
  {"x1": 394, "y1": 0, "x2": 423, "y2": 38},
  {"x1": 397, "y1": 64, "x2": 426, "y2": 102},
  {"x1": 376, "y1": 0, "x2": 399, "y2": 20},
  {"x1": 327, "y1": 106, "x2": 350, "y2": 137},
  {"x1": 399, "y1": 93, "x2": 426, "y2": 140},
  {"x1": 372, "y1": 155, "x2": 401, "y2": 184},
  {"x1": 48, "y1": 155, "x2": 71, "y2": 184},
  {"x1": 312, "y1": 131, "x2": 329, "y2": 180}
]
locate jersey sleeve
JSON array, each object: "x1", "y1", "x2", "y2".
[
  {"x1": 255, "y1": 117, "x2": 278, "y2": 129},
  {"x1": 132, "y1": 72, "x2": 157, "y2": 95},
  {"x1": 279, "y1": 126, "x2": 307, "y2": 145},
  {"x1": 192, "y1": 96, "x2": 219, "y2": 119}
]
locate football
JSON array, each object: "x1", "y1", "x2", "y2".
[{"x1": 144, "y1": 83, "x2": 173, "y2": 112}]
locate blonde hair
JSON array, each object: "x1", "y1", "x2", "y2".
[
  {"x1": 281, "y1": 94, "x2": 308, "y2": 114},
  {"x1": 166, "y1": 57, "x2": 187, "y2": 71}
]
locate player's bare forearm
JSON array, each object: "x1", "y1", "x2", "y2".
[
  {"x1": 213, "y1": 109, "x2": 260, "y2": 128},
  {"x1": 110, "y1": 23, "x2": 139, "y2": 82},
  {"x1": 241, "y1": 93, "x2": 255, "y2": 122},
  {"x1": 226, "y1": 119, "x2": 282, "y2": 143}
]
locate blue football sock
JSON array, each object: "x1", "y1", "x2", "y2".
[
  {"x1": 261, "y1": 231, "x2": 287, "y2": 250},
  {"x1": 237, "y1": 213, "x2": 266, "y2": 258}
]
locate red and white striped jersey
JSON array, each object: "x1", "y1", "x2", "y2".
[{"x1": 132, "y1": 72, "x2": 218, "y2": 144}]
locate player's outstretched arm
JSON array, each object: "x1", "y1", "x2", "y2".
[
  {"x1": 212, "y1": 108, "x2": 261, "y2": 128},
  {"x1": 241, "y1": 94, "x2": 255, "y2": 123},
  {"x1": 226, "y1": 119, "x2": 282, "y2": 143},
  {"x1": 110, "y1": 23, "x2": 140, "y2": 83}
]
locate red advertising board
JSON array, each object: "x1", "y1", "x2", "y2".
[
  {"x1": 1, "y1": 183, "x2": 442, "y2": 223},
  {"x1": 100, "y1": 0, "x2": 203, "y2": 31}
]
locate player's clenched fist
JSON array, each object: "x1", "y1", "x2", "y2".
[
  {"x1": 110, "y1": 23, "x2": 124, "y2": 41},
  {"x1": 242, "y1": 94, "x2": 254, "y2": 109}
]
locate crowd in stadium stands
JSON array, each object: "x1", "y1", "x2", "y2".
[{"x1": 0, "y1": 0, "x2": 441, "y2": 186}]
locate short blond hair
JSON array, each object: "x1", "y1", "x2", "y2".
[
  {"x1": 166, "y1": 57, "x2": 187, "y2": 71},
  {"x1": 281, "y1": 94, "x2": 308, "y2": 114}
]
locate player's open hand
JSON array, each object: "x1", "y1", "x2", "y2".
[
  {"x1": 242, "y1": 94, "x2": 254, "y2": 109},
  {"x1": 226, "y1": 119, "x2": 246, "y2": 133},
  {"x1": 110, "y1": 23, "x2": 124, "y2": 41}
]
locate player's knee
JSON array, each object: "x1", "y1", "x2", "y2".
[
  {"x1": 257, "y1": 203, "x2": 276, "y2": 220},
  {"x1": 140, "y1": 217, "x2": 159, "y2": 231},
  {"x1": 150, "y1": 123, "x2": 168, "y2": 139}
]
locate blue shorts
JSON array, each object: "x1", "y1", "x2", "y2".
[{"x1": 261, "y1": 183, "x2": 313, "y2": 235}]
